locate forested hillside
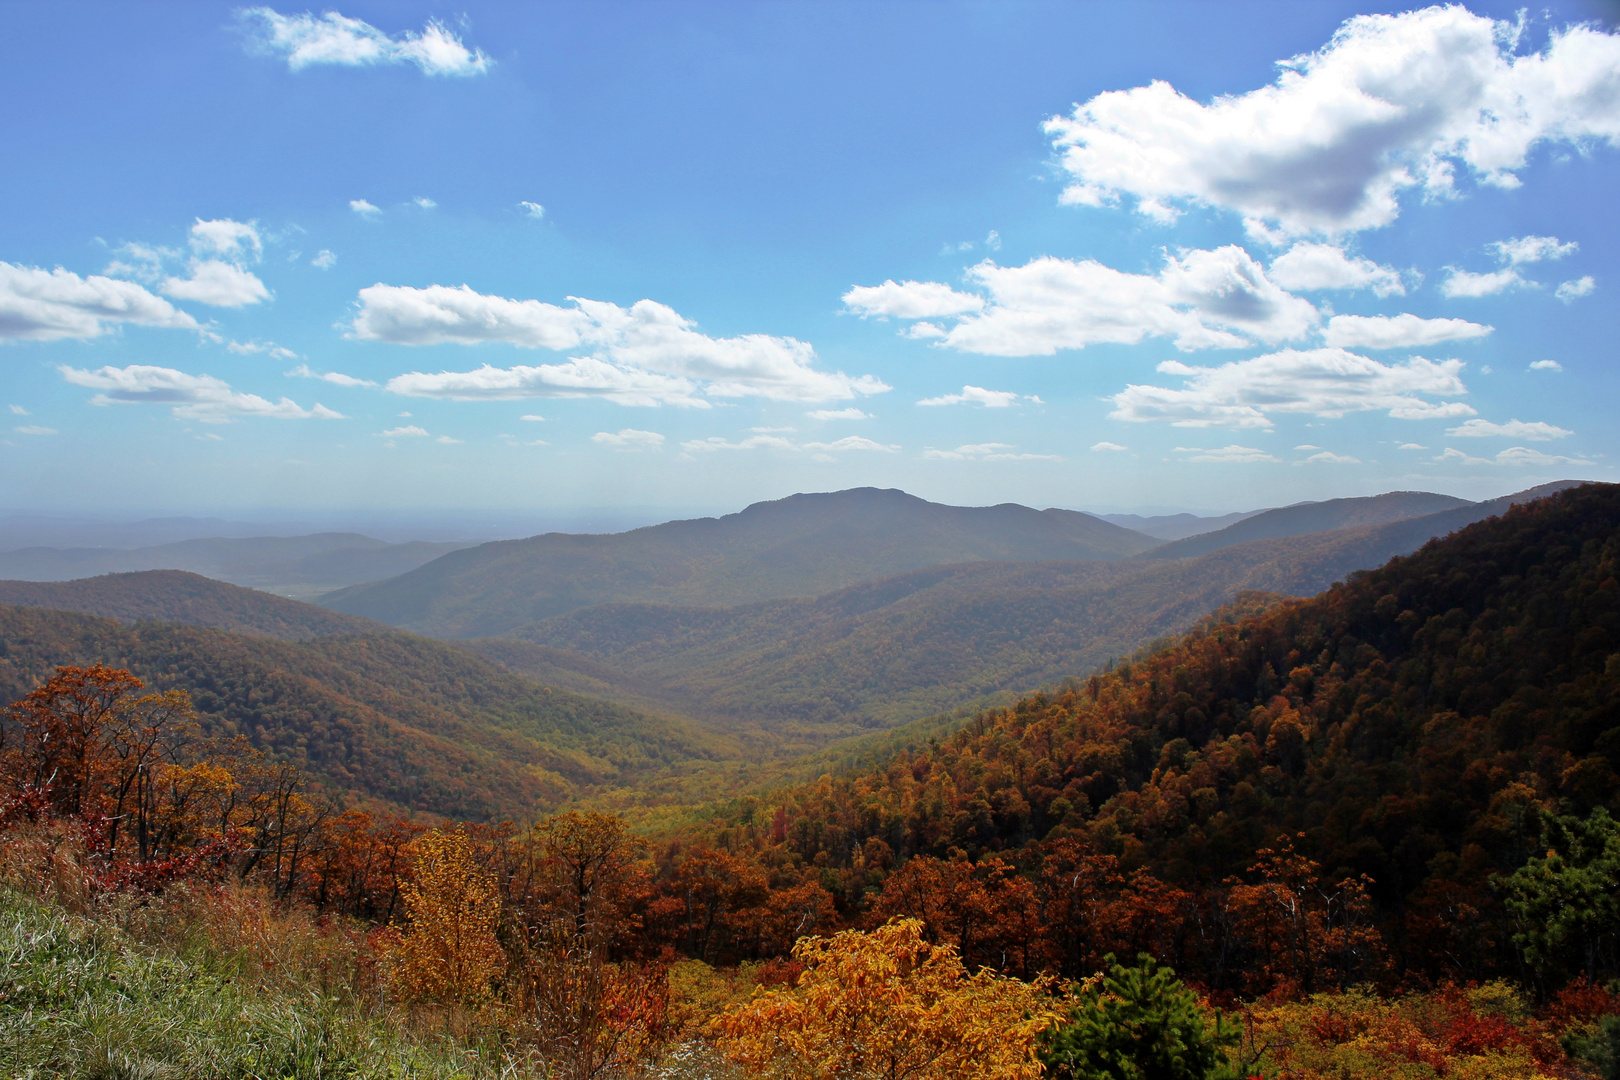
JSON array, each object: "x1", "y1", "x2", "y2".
[
  {"x1": 670, "y1": 483, "x2": 1620, "y2": 988},
  {"x1": 321, "y1": 487, "x2": 1159, "y2": 637},
  {"x1": 1141, "y1": 489, "x2": 1477, "y2": 559},
  {"x1": 0, "y1": 570, "x2": 388, "y2": 640},
  {"x1": 0, "y1": 606, "x2": 731, "y2": 819}
]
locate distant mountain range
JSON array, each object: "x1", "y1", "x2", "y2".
[
  {"x1": 0, "y1": 533, "x2": 475, "y2": 599},
  {"x1": 320, "y1": 488, "x2": 1159, "y2": 637},
  {"x1": 1139, "y1": 490, "x2": 1474, "y2": 559},
  {"x1": 1094, "y1": 509, "x2": 1261, "y2": 540}
]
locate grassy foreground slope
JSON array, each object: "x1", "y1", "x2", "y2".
[
  {"x1": 321, "y1": 487, "x2": 1159, "y2": 637},
  {"x1": 0, "y1": 604, "x2": 732, "y2": 820}
]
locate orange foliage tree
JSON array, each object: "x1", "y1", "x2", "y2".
[{"x1": 393, "y1": 827, "x2": 505, "y2": 1005}]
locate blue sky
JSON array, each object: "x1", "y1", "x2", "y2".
[{"x1": 2, "y1": 1, "x2": 1617, "y2": 520}]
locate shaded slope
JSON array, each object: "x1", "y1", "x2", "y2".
[
  {"x1": 1096, "y1": 509, "x2": 1261, "y2": 541},
  {"x1": 486, "y1": 483, "x2": 1591, "y2": 737},
  {"x1": 1142, "y1": 490, "x2": 1473, "y2": 559},
  {"x1": 0, "y1": 570, "x2": 388, "y2": 640},
  {"x1": 0, "y1": 606, "x2": 733, "y2": 820},
  {"x1": 322, "y1": 487, "x2": 1159, "y2": 637}
]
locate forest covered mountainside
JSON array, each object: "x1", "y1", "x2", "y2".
[
  {"x1": 318, "y1": 487, "x2": 1159, "y2": 637},
  {"x1": 0, "y1": 570, "x2": 389, "y2": 640},
  {"x1": 0, "y1": 533, "x2": 475, "y2": 599},
  {"x1": 0, "y1": 605, "x2": 733, "y2": 820},
  {"x1": 680, "y1": 482, "x2": 1620, "y2": 985},
  {"x1": 1140, "y1": 490, "x2": 1477, "y2": 559},
  {"x1": 469, "y1": 482, "x2": 1586, "y2": 739}
]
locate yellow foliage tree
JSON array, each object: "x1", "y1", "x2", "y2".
[
  {"x1": 715, "y1": 917, "x2": 1060, "y2": 1080},
  {"x1": 395, "y1": 827, "x2": 505, "y2": 1005}
]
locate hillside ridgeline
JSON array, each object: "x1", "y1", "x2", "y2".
[
  {"x1": 319, "y1": 488, "x2": 1159, "y2": 637},
  {"x1": 1140, "y1": 489, "x2": 1476, "y2": 559}
]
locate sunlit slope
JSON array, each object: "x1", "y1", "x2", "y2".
[
  {"x1": 319, "y1": 487, "x2": 1159, "y2": 637},
  {"x1": 0, "y1": 605, "x2": 735, "y2": 820}
]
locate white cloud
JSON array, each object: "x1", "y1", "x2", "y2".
[
  {"x1": 1435, "y1": 447, "x2": 1493, "y2": 465},
  {"x1": 60, "y1": 364, "x2": 344, "y2": 423},
  {"x1": 985, "y1": 230, "x2": 1002, "y2": 251},
  {"x1": 923, "y1": 442, "x2": 1059, "y2": 461},
  {"x1": 1529, "y1": 359, "x2": 1562, "y2": 371},
  {"x1": 1267, "y1": 243, "x2": 1404, "y2": 296},
  {"x1": 9, "y1": 406, "x2": 27, "y2": 415},
  {"x1": 350, "y1": 199, "x2": 381, "y2": 216},
  {"x1": 1445, "y1": 418, "x2": 1572, "y2": 440},
  {"x1": 1322, "y1": 313, "x2": 1492, "y2": 349},
  {"x1": 311, "y1": 249, "x2": 337, "y2": 269},
  {"x1": 197, "y1": 432, "x2": 223, "y2": 442},
  {"x1": 0, "y1": 263, "x2": 200, "y2": 342},
  {"x1": 861, "y1": 247, "x2": 1319, "y2": 356},
  {"x1": 520, "y1": 201, "x2": 545, "y2": 220},
  {"x1": 808, "y1": 408, "x2": 871, "y2": 420},
  {"x1": 1110, "y1": 348, "x2": 1473, "y2": 428},
  {"x1": 1556, "y1": 276, "x2": 1596, "y2": 303},
  {"x1": 238, "y1": 8, "x2": 492, "y2": 76},
  {"x1": 414, "y1": 197, "x2": 436, "y2": 209},
  {"x1": 1441, "y1": 268, "x2": 1525, "y2": 298},
  {"x1": 1299, "y1": 450, "x2": 1361, "y2": 464},
  {"x1": 1091, "y1": 441, "x2": 1128, "y2": 452},
  {"x1": 1295, "y1": 444, "x2": 1323, "y2": 450},
  {"x1": 14, "y1": 425, "x2": 56, "y2": 436},
  {"x1": 1399, "y1": 443, "x2": 1427, "y2": 450},
  {"x1": 162, "y1": 259, "x2": 270, "y2": 307},
  {"x1": 1044, "y1": 8, "x2": 1620, "y2": 236},
  {"x1": 1495, "y1": 446, "x2": 1592, "y2": 466},
  {"x1": 287, "y1": 363, "x2": 376, "y2": 388},
  {"x1": 592, "y1": 428, "x2": 665, "y2": 451},
  {"x1": 752, "y1": 426, "x2": 795, "y2": 433},
  {"x1": 916, "y1": 385, "x2": 1038, "y2": 408},
  {"x1": 1174, "y1": 445, "x2": 1280, "y2": 463},
  {"x1": 435, "y1": 435, "x2": 460, "y2": 444},
  {"x1": 229, "y1": 340, "x2": 298, "y2": 360},
  {"x1": 359, "y1": 285, "x2": 887, "y2": 405},
  {"x1": 842, "y1": 279, "x2": 985, "y2": 319},
  {"x1": 520, "y1": 414, "x2": 546, "y2": 422},
  {"x1": 378, "y1": 425, "x2": 429, "y2": 438},
  {"x1": 1490, "y1": 235, "x2": 1577, "y2": 265},
  {"x1": 804, "y1": 436, "x2": 898, "y2": 453},
  {"x1": 681, "y1": 434, "x2": 798, "y2": 453}
]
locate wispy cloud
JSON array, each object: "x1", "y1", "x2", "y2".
[
  {"x1": 238, "y1": 8, "x2": 492, "y2": 77},
  {"x1": 917, "y1": 385, "x2": 1042, "y2": 408},
  {"x1": 61, "y1": 364, "x2": 343, "y2": 422},
  {"x1": 592, "y1": 428, "x2": 665, "y2": 451}
]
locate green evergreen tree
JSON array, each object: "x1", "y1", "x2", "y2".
[{"x1": 1039, "y1": 954, "x2": 1239, "y2": 1080}]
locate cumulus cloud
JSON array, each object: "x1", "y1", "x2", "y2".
[
  {"x1": 1174, "y1": 445, "x2": 1280, "y2": 463},
  {"x1": 1491, "y1": 235, "x2": 1577, "y2": 265},
  {"x1": 1322, "y1": 313, "x2": 1492, "y2": 349},
  {"x1": 350, "y1": 199, "x2": 381, "y2": 216},
  {"x1": 1091, "y1": 441, "x2": 1128, "y2": 452},
  {"x1": 60, "y1": 364, "x2": 343, "y2": 423},
  {"x1": 916, "y1": 385, "x2": 1040, "y2": 408},
  {"x1": 808, "y1": 408, "x2": 871, "y2": 420},
  {"x1": 238, "y1": 8, "x2": 492, "y2": 76},
  {"x1": 0, "y1": 263, "x2": 201, "y2": 342},
  {"x1": 287, "y1": 363, "x2": 376, "y2": 387},
  {"x1": 853, "y1": 246, "x2": 1319, "y2": 356},
  {"x1": 435, "y1": 435, "x2": 459, "y2": 444},
  {"x1": 1441, "y1": 267, "x2": 1525, "y2": 298},
  {"x1": 923, "y1": 442, "x2": 1060, "y2": 461},
  {"x1": 358, "y1": 285, "x2": 887, "y2": 405},
  {"x1": 592, "y1": 429, "x2": 665, "y2": 451},
  {"x1": 1299, "y1": 450, "x2": 1361, "y2": 464},
  {"x1": 842, "y1": 279, "x2": 985, "y2": 319},
  {"x1": 1399, "y1": 443, "x2": 1428, "y2": 450},
  {"x1": 1267, "y1": 243, "x2": 1404, "y2": 296},
  {"x1": 163, "y1": 259, "x2": 271, "y2": 307},
  {"x1": 129, "y1": 218, "x2": 273, "y2": 308},
  {"x1": 1556, "y1": 276, "x2": 1596, "y2": 302},
  {"x1": 1445, "y1": 418, "x2": 1572, "y2": 440},
  {"x1": 804, "y1": 436, "x2": 898, "y2": 453},
  {"x1": 311, "y1": 249, "x2": 337, "y2": 269},
  {"x1": 520, "y1": 201, "x2": 545, "y2": 220},
  {"x1": 1110, "y1": 348, "x2": 1473, "y2": 428},
  {"x1": 1438, "y1": 445, "x2": 1592, "y2": 466},
  {"x1": 1529, "y1": 359, "x2": 1562, "y2": 371},
  {"x1": 1044, "y1": 7, "x2": 1620, "y2": 235}
]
